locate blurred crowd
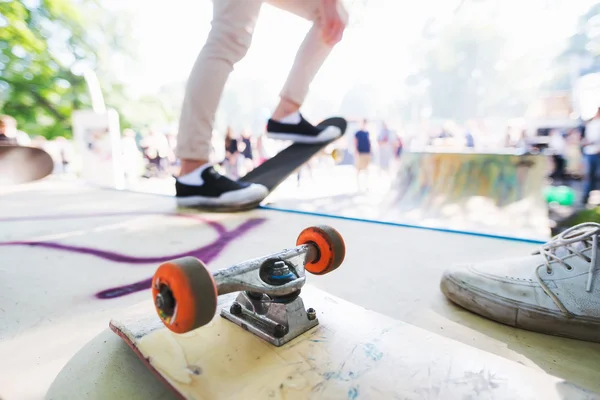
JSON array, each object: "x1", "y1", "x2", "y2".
[{"x1": 2, "y1": 109, "x2": 596, "y2": 201}]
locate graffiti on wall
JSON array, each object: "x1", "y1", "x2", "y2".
[
  {"x1": 392, "y1": 152, "x2": 548, "y2": 210},
  {"x1": 0, "y1": 212, "x2": 266, "y2": 299}
]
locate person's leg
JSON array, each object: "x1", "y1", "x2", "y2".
[
  {"x1": 583, "y1": 154, "x2": 595, "y2": 205},
  {"x1": 174, "y1": 0, "x2": 269, "y2": 208},
  {"x1": 264, "y1": 0, "x2": 348, "y2": 143},
  {"x1": 557, "y1": 155, "x2": 566, "y2": 179},
  {"x1": 176, "y1": 0, "x2": 262, "y2": 172},
  {"x1": 355, "y1": 154, "x2": 366, "y2": 191},
  {"x1": 591, "y1": 154, "x2": 600, "y2": 204}
]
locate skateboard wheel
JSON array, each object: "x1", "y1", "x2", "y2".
[
  {"x1": 151, "y1": 257, "x2": 218, "y2": 334},
  {"x1": 296, "y1": 225, "x2": 345, "y2": 275}
]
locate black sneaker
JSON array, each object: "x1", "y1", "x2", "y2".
[
  {"x1": 266, "y1": 113, "x2": 341, "y2": 143},
  {"x1": 175, "y1": 166, "x2": 268, "y2": 210}
]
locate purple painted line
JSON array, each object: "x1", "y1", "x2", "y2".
[
  {"x1": 98, "y1": 278, "x2": 153, "y2": 299},
  {"x1": 0, "y1": 210, "x2": 228, "y2": 235},
  {"x1": 95, "y1": 218, "x2": 265, "y2": 299},
  {"x1": 0, "y1": 211, "x2": 267, "y2": 299},
  {"x1": 0, "y1": 211, "x2": 166, "y2": 222}
]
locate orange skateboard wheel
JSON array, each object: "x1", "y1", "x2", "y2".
[
  {"x1": 296, "y1": 225, "x2": 345, "y2": 275},
  {"x1": 151, "y1": 257, "x2": 218, "y2": 334}
]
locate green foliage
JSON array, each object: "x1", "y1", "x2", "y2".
[
  {"x1": 553, "y1": 207, "x2": 600, "y2": 236},
  {"x1": 0, "y1": 0, "x2": 94, "y2": 138},
  {"x1": 424, "y1": 22, "x2": 508, "y2": 120},
  {"x1": 568, "y1": 3, "x2": 600, "y2": 58},
  {"x1": 0, "y1": 0, "x2": 139, "y2": 139},
  {"x1": 412, "y1": 11, "x2": 541, "y2": 122},
  {"x1": 546, "y1": 2, "x2": 600, "y2": 92}
]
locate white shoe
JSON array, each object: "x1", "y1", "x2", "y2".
[{"x1": 440, "y1": 222, "x2": 600, "y2": 342}]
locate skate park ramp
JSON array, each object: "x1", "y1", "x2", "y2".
[
  {"x1": 266, "y1": 150, "x2": 551, "y2": 241},
  {"x1": 1, "y1": 179, "x2": 599, "y2": 399}
]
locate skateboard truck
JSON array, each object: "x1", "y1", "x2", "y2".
[{"x1": 151, "y1": 225, "x2": 345, "y2": 346}]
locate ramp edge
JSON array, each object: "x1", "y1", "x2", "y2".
[{"x1": 259, "y1": 205, "x2": 548, "y2": 245}]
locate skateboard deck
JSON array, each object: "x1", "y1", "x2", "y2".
[
  {"x1": 0, "y1": 144, "x2": 54, "y2": 185},
  {"x1": 110, "y1": 285, "x2": 597, "y2": 400},
  {"x1": 182, "y1": 117, "x2": 347, "y2": 213},
  {"x1": 109, "y1": 224, "x2": 597, "y2": 400},
  {"x1": 238, "y1": 117, "x2": 347, "y2": 191}
]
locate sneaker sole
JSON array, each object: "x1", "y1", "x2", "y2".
[
  {"x1": 176, "y1": 197, "x2": 263, "y2": 213},
  {"x1": 440, "y1": 272, "x2": 600, "y2": 343},
  {"x1": 266, "y1": 129, "x2": 340, "y2": 144}
]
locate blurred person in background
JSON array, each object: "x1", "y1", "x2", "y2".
[
  {"x1": 464, "y1": 120, "x2": 477, "y2": 149},
  {"x1": 581, "y1": 107, "x2": 600, "y2": 205},
  {"x1": 0, "y1": 115, "x2": 30, "y2": 145},
  {"x1": 377, "y1": 121, "x2": 394, "y2": 177},
  {"x1": 0, "y1": 117, "x2": 17, "y2": 145},
  {"x1": 122, "y1": 129, "x2": 144, "y2": 185},
  {"x1": 515, "y1": 129, "x2": 530, "y2": 153},
  {"x1": 54, "y1": 136, "x2": 74, "y2": 174},
  {"x1": 240, "y1": 129, "x2": 255, "y2": 174},
  {"x1": 354, "y1": 118, "x2": 372, "y2": 191},
  {"x1": 224, "y1": 127, "x2": 240, "y2": 179},
  {"x1": 564, "y1": 128, "x2": 583, "y2": 178},
  {"x1": 142, "y1": 129, "x2": 171, "y2": 176},
  {"x1": 548, "y1": 128, "x2": 566, "y2": 181}
]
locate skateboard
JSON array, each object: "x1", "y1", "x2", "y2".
[
  {"x1": 108, "y1": 225, "x2": 596, "y2": 400},
  {"x1": 239, "y1": 117, "x2": 347, "y2": 192},
  {"x1": 0, "y1": 144, "x2": 54, "y2": 186},
  {"x1": 179, "y1": 117, "x2": 347, "y2": 213}
]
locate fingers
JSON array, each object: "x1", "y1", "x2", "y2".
[
  {"x1": 321, "y1": 17, "x2": 344, "y2": 45},
  {"x1": 319, "y1": 0, "x2": 346, "y2": 46}
]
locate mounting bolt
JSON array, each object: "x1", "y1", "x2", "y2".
[
  {"x1": 272, "y1": 261, "x2": 290, "y2": 276},
  {"x1": 274, "y1": 324, "x2": 287, "y2": 338},
  {"x1": 307, "y1": 308, "x2": 316, "y2": 320},
  {"x1": 230, "y1": 302, "x2": 242, "y2": 315}
]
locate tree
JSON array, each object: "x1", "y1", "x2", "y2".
[
  {"x1": 0, "y1": 0, "x2": 137, "y2": 139},
  {"x1": 547, "y1": 2, "x2": 600, "y2": 92},
  {"x1": 415, "y1": 20, "x2": 538, "y2": 120},
  {"x1": 0, "y1": 0, "x2": 93, "y2": 138},
  {"x1": 409, "y1": 1, "x2": 549, "y2": 122}
]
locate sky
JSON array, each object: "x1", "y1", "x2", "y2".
[{"x1": 99, "y1": 0, "x2": 599, "y2": 117}]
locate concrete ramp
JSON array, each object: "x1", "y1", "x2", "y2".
[
  {"x1": 0, "y1": 179, "x2": 597, "y2": 399},
  {"x1": 380, "y1": 151, "x2": 551, "y2": 240},
  {"x1": 266, "y1": 151, "x2": 551, "y2": 241}
]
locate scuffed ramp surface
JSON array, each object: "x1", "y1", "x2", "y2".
[{"x1": 381, "y1": 151, "x2": 550, "y2": 240}]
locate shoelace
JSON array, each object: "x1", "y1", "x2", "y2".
[{"x1": 533, "y1": 223, "x2": 600, "y2": 313}]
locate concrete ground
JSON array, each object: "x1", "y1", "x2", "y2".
[
  {"x1": 1, "y1": 178, "x2": 600, "y2": 399},
  {"x1": 127, "y1": 162, "x2": 551, "y2": 241}
]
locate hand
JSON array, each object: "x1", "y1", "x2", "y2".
[{"x1": 319, "y1": 0, "x2": 347, "y2": 45}]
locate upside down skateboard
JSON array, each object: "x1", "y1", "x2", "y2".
[
  {"x1": 0, "y1": 144, "x2": 54, "y2": 185},
  {"x1": 109, "y1": 225, "x2": 597, "y2": 400}
]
